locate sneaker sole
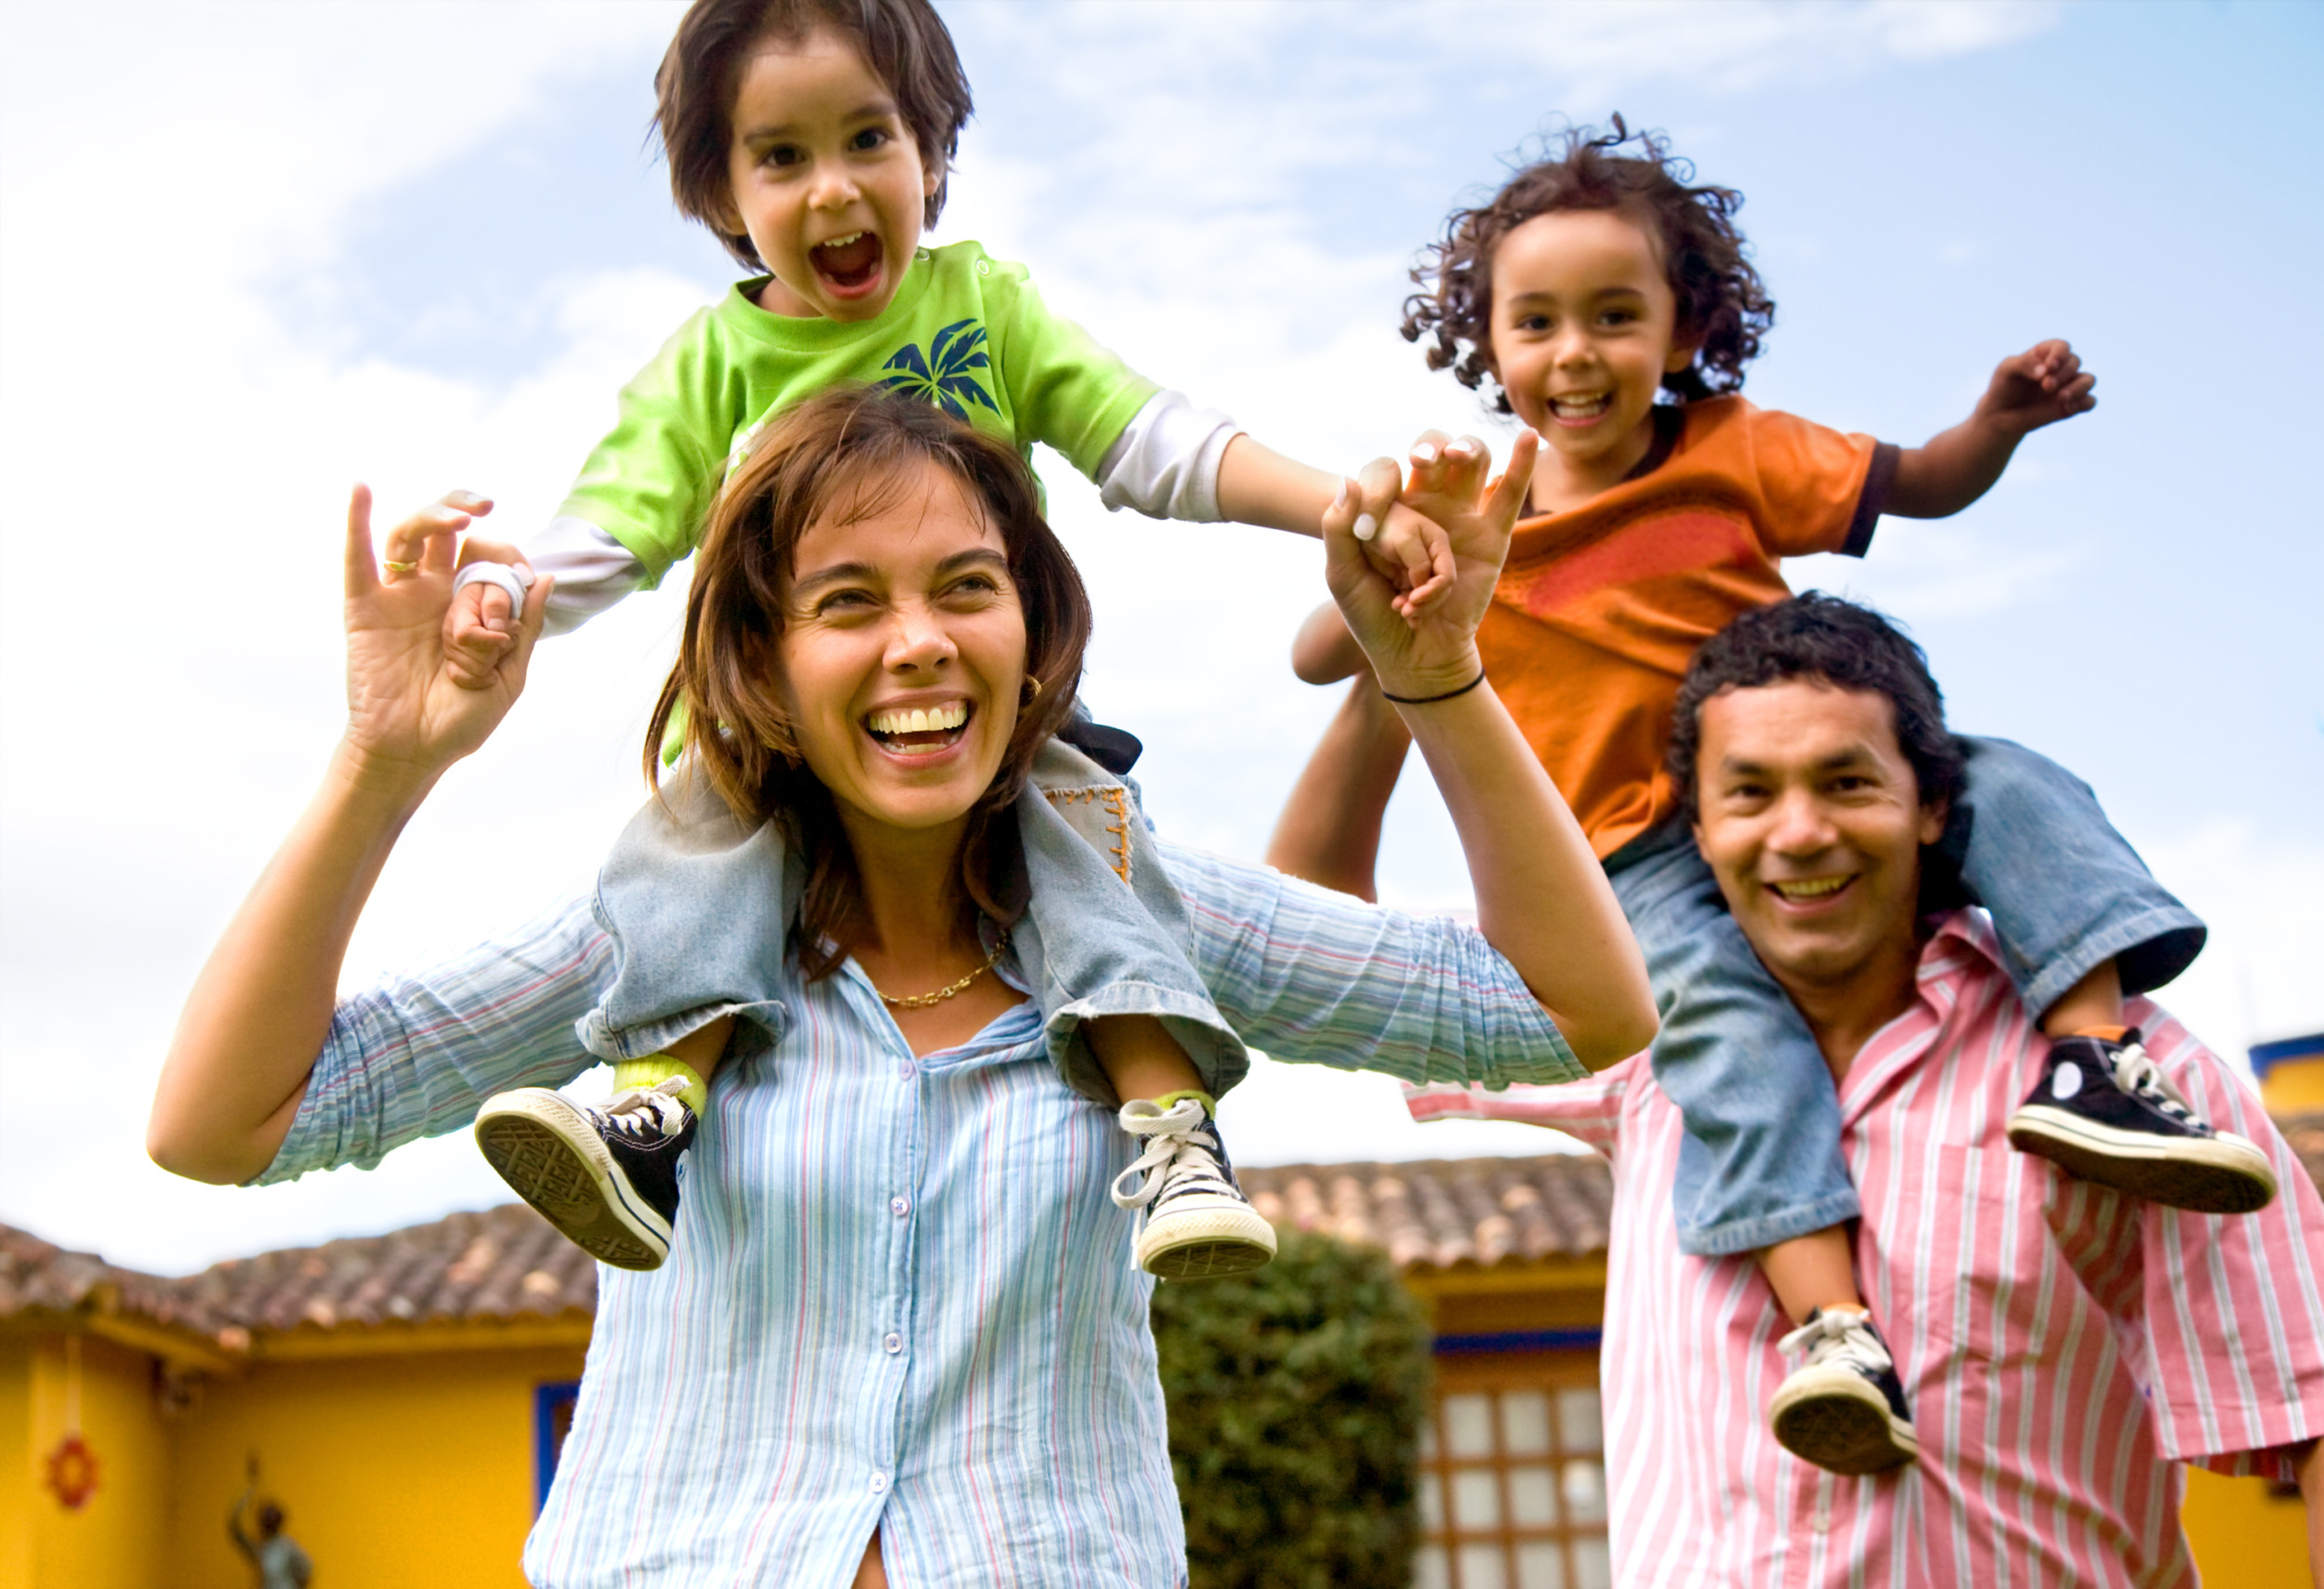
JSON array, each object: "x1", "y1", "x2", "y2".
[
  {"x1": 2006, "y1": 1108, "x2": 2278, "y2": 1214},
  {"x1": 474, "y1": 1092, "x2": 673, "y2": 1271},
  {"x1": 1135, "y1": 1202, "x2": 1278, "y2": 1281},
  {"x1": 1768, "y1": 1371, "x2": 1918, "y2": 1476}
]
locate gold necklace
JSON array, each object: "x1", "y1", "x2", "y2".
[{"x1": 873, "y1": 928, "x2": 1010, "y2": 1010}]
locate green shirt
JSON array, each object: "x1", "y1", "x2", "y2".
[{"x1": 559, "y1": 241, "x2": 1159, "y2": 586}]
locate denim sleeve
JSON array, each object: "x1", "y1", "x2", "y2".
[
  {"x1": 254, "y1": 894, "x2": 617, "y2": 1185},
  {"x1": 1160, "y1": 841, "x2": 1583, "y2": 1089}
]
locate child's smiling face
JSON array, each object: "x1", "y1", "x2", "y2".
[
  {"x1": 1487, "y1": 208, "x2": 1698, "y2": 506},
  {"x1": 720, "y1": 28, "x2": 941, "y2": 323}
]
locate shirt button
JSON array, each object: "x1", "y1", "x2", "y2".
[
  {"x1": 890, "y1": 1196, "x2": 911, "y2": 1217},
  {"x1": 869, "y1": 1471, "x2": 889, "y2": 1493},
  {"x1": 1811, "y1": 1510, "x2": 1833, "y2": 1534},
  {"x1": 899, "y1": 1060, "x2": 916, "y2": 1079},
  {"x1": 883, "y1": 1331, "x2": 903, "y2": 1354}
]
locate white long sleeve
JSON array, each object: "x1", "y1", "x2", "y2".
[
  {"x1": 524, "y1": 516, "x2": 648, "y2": 636},
  {"x1": 1094, "y1": 391, "x2": 1242, "y2": 523}
]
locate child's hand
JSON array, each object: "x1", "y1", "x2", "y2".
[
  {"x1": 1976, "y1": 339, "x2": 2096, "y2": 436},
  {"x1": 442, "y1": 532, "x2": 529, "y2": 692},
  {"x1": 1353, "y1": 496, "x2": 1458, "y2": 623}
]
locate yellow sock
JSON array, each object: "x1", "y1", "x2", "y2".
[
  {"x1": 613, "y1": 1058, "x2": 709, "y2": 1117},
  {"x1": 1150, "y1": 1089, "x2": 1216, "y2": 1116}
]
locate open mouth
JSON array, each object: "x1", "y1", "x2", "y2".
[
  {"x1": 1768, "y1": 874, "x2": 1855, "y2": 905},
  {"x1": 811, "y1": 230, "x2": 885, "y2": 295},
  {"x1": 1548, "y1": 391, "x2": 1613, "y2": 423},
  {"x1": 865, "y1": 699, "x2": 969, "y2": 758}
]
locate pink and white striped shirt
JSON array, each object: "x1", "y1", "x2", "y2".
[{"x1": 1409, "y1": 910, "x2": 2324, "y2": 1588}]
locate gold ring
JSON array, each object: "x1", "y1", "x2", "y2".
[{"x1": 383, "y1": 559, "x2": 419, "y2": 575}]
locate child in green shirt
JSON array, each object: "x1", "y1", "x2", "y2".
[{"x1": 430, "y1": 0, "x2": 1446, "y2": 1282}]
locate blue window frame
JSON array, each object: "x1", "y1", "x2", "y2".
[{"x1": 535, "y1": 1380, "x2": 581, "y2": 1511}]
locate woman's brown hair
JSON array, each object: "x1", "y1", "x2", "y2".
[
  {"x1": 647, "y1": 385, "x2": 1091, "y2": 980},
  {"x1": 1403, "y1": 114, "x2": 1776, "y2": 409},
  {"x1": 654, "y1": 0, "x2": 974, "y2": 271}
]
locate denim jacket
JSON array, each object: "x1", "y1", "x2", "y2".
[{"x1": 574, "y1": 733, "x2": 1250, "y2": 1106}]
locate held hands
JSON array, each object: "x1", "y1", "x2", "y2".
[
  {"x1": 1322, "y1": 429, "x2": 1538, "y2": 699},
  {"x1": 341, "y1": 487, "x2": 549, "y2": 788},
  {"x1": 1976, "y1": 339, "x2": 2096, "y2": 437},
  {"x1": 1347, "y1": 489, "x2": 1459, "y2": 622}
]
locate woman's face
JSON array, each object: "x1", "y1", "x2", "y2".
[{"x1": 775, "y1": 457, "x2": 1028, "y2": 840}]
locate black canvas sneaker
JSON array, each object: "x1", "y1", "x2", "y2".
[
  {"x1": 1769, "y1": 1307, "x2": 1918, "y2": 1476},
  {"x1": 2006, "y1": 1031, "x2": 2277, "y2": 1215},
  {"x1": 1111, "y1": 1096, "x2": 1278, "y2": 1280},
  {"x1": 474, "y1": 1080, "x2": 698, "y2": 1270}
]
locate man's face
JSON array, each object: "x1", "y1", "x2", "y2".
[{"x1": 1692, "y1": 679, "x2": 1948, "y2": 997}]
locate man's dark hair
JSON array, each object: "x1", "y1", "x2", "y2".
[
  {"x1": 654, "y1": 0, "x2": 973, "y2": 271},
  {"x1": 1403, "y1": 114, "x2": 1776, "y2": 413},
  {"x1": 1668, "y1": 593, "x2": 1964, "y2": 815}
]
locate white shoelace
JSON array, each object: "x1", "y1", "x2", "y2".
[
  {"x1": 595, "y1": 1079, "x2": 691, "y2": 1145},
  {"x1": 1777, "y1": 1308, "x2": 1894, "y2": 1379},
  {"x1": 2110, "y1": 1042, "x2": 2211, "y2": 1132},
  {"x1": 1110, "y1": 1098, "x2": 1232, "y2": 1212}
]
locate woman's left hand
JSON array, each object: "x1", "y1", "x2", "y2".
[
  {"x1": 342, "y1": 485, "x2": 549, "y2": 789},
  {"x1": 1321, "y1": 429, "x2": 1537, "y2": 699}
]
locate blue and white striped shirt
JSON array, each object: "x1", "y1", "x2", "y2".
[{"x1": 264, "y1": 842, "x2": 1583, "y2": 1587}]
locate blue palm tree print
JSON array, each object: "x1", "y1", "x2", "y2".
[{"x1": 878, "y1": 319, "x2": 999, "y2": 421}]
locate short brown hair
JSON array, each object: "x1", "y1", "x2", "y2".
[
  {"x1": 647, "y1": 386, "x2": 1091, "y2": 980},
  {"x1": 1404, "y1": 114, "x2": 1776, "y2": 411},
  {"x1": 654, "y1": 0, "x2": 974, "y2": 271}
]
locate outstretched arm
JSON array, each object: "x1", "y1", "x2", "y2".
[
  {"x1": 147, "y1": 488, "x2": 549, "y2": 1185},
  {"x1": 1886, "y1": 338, "x2": 2096, "y2": 518},
  {"x1": 1263, "y1": 678, "x2": 1410, "y2": 901},
  {"x1": 1217, "y1": 434, "x2": 1454, "y2": 619},
  {"x1": 1322, "y1": 430, "x2": 1656, "y2": 1070}
]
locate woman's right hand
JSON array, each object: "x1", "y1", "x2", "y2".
[{"x1": 341, "y1": 486, "x2": 549, "y2": 789}]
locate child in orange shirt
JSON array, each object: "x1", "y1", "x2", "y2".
[{"x1": 1273, "y1": 118, "x2": 2277, "y2": 1476}]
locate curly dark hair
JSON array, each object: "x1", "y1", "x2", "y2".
[
  {"x1": 1666, "y1": 593, "x2": 1963, "y2": 821},
  {"x1": 1402, "y1": 114, "x2": 1776, "y2": 411}
]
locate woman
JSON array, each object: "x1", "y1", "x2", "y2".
[{"x1": 149, "y1": 388, "x2": 1654, "y2": 1587}]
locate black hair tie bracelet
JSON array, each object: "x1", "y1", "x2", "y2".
[{"x1": 1379, "y1": 671, "x2": 1487, "y2": 706}]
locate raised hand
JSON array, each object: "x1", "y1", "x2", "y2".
[
  {"x1": 1323, "y1": 429, "x2": 1538, "y2": 699},
  {"x1": 342, "y1": 486, "x2": 548, "y2": 786},
  {"x1": 1976, "y1": 338, "x2": 2097, "y2": 436}
]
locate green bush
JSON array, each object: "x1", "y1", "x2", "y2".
[{"x1": 1152, "y1": 1230, "x2": 1433, "y2": 1589}]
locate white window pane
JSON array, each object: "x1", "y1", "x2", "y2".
[
  {"x1": 1419, "y1": 1417, "x2": 1439, "y2": 1461},
  {"x1": 1507, "y1": 1463, "x2": 1557, "y2": 1527},
  {"x1": 1562, "y1": 1459, "x2": 1608, "y2": 1524},
  {"x1": 1501, "y1": 1389, "x2": 1552, "y2": 1456},
  {"x1": 1572, "y1": 1538, "x2": 1613, "y2": 1589},
  {"x1": 1420, "y1": 1472, "x2": 1445, "y2": 1532},
  {"x1": 1457, "y1": 1543, "x2": 1510, "y2": 1589},
  {"x1": 1515, "y1": 1542, "x2": 1566, "y2": 1589},
  {"x1": 1414, "y1": 1544, "x2": 1451, "y2": 1589},
  {"x1": 1452, "y1": 1467, "x2": 1502, "y2": 1529},
  {"x1": 1445, "y1": 1392, "x2": 1495, "y2": 1459},
  {"x1": 1557, "y1": 1386, "x2": 1604, "y2": 1455}
]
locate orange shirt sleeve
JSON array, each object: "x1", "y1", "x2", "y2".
[{"x1": 1736, "y1": 404, "x2": 1892, "y2": 559}]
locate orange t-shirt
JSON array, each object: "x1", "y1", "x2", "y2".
[{"x1": 1482, "y1": 396, "x2": 1895, "y2": 859}]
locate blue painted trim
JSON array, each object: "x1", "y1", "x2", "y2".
[
  {"x1": 2250, "y1": 1033, "x2": 2324, "y2": 1079},
  {"x1": 1434, "y1": 1329, "x2": 1603, "y2": 1356},
  {"x1": 535, "y1": 1380, "x2": 581, "y2": 1511}
]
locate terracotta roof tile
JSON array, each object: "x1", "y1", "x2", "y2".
[
  {"x1": 0, "y1": 1224, "x2": 228, "y2": 1337},
  {"x1": 1241, "y1": 1156, "x2": 1613, "y2": 1272}
]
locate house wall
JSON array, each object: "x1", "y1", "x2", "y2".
[
  {"x1": 6, "y1": 1332, "x2": 175, "y2": 1589},
  {"x1": 2183, "y1": 1467, "x2": 2313, "y2": 1588},
  {"x1": 166, "y1": 1342, "x2": 586, "y2": 1589}
]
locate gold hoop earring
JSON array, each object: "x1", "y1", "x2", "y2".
[{"x1": 1021, "y1": 675, "x2": 1043, "y2": 705}]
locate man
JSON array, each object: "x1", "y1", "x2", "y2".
[{"x1": 1409, "y1": 594, "x2": 2324, "y2": 1585}]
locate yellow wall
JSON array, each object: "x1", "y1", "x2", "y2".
[
  {"x1": 2184, "y1": 1466, "x2": 2314, "y2": 1587},
  {"x1": 166, "y1": 1343, "x2": 586, "y2": 1589},
  {"x1": 5, "y1": 1332, "x2": 176, "y2": 1589},
  {"x1": 2, "y1": 1338, "x2": 32, "y2": 1589}
]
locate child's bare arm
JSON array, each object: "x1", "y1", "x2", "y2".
[
  {"x1": 1217, "y1": 434, "x2": 1454, "y2": 619},
  {"x1": 1083, "y1": 1013, "x2": 1203, "y2": 1106},
  {"x1": 1263, "y1": 676, "x2": 1412, "y2": 902},
  {"x1": 1887, "y1": 339, "x2": 2096, "y2": 518}
]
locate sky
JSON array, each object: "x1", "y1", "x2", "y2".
[{"x1": 1, "y1": 1, "x2": 2317, "y2": 1274}]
